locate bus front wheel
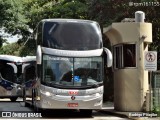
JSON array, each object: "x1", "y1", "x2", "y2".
[{"x1": 10, "y1": 97, "x2": 18, "y2": 102}]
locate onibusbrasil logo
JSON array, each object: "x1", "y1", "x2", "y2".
[{"x1": 1, "y1": 112, "x2": 42, "y2": 118}]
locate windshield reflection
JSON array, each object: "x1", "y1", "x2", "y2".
[{"x1": 42, "y1": 55, "x2": 102, "y2": 87}]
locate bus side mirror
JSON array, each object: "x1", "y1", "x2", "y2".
[
  {"x1": 103, "y1": 47, "x2": 113, "y2": 67},
  {"x1": 7, "y1": 63, "x2": 17, "y2": 74},
  {"x1": 37, "y1": 45, "x2": 42, "y2": 65}
]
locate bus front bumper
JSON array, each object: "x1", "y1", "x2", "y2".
[{"x1": 38, "y1": 93, "x2": 103, "y2": 109}]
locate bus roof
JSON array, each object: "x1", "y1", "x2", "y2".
[
  {"x1": 41, "y1": 19, "x2": 98, "y2": 24},
  {"x1": 0, "y1": 55, "x2": 22, "y2": 62},
  {"x1": 22, "y1": 56, "x2": 36, "y2": 62}
]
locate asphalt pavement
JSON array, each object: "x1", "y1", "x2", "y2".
[{"x1": 0, "y1": 98, "x2": 159, "y2": 120}]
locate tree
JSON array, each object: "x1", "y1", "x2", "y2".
[
  {"x1": 88, "y1": 0, "x2": 160, "y2": 52},
  {"x1": 0, "y1": 0, "x2": 89, "y2": 56},
  {"x1": 18, "y1": 38, "x2": 36, "y2": 56},
  {"x1": 0, "y1": 0, "x2": 29, "y2": 50},
  {"x1": 0, "y1": 42, "x2": 21, "y2": 55},
  {"x1": 0, "y1": 36, "x2": 7, "y2": 48},
  {"x1": 1, "y1": 0, "x2": 160, "y2": 57},
  {"x1": 0, "y1": 0, "x2": 28, "y2": 35},
  {"x1": 23, "y1": 0, "x2": 88, "y2": 29}
]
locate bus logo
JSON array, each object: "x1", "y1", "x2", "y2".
[
  {"x1": 68, "y1": 91, "x2": 78, "y2": 95},
  {"x1": 71, "y1": 96, "x2": 75, "y2": 100}
]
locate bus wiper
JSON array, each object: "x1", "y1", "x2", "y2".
[
  {"x1": 89, "y1": 82, "x2": 103, "y2": 88},
  {"x1": 90, "y1": 83, "x2": 99, "y2": 88}
]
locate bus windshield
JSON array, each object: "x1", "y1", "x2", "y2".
[
  {"x1": 0, "y1": 64, "x2": 15, "y2": 82},
  {"x1": 42, "y1": 54, "x2": 103, "y2": 88},
  {"x1": 43, "y1": 21, "x2": 102, "y2": 50}
]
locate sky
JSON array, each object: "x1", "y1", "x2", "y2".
[
  {"x1": 6, "y1": 35, "x2": 19, "y2": 43},
  {"x1": 0, "y1": 29, "x2": 20, "y2": 45}
]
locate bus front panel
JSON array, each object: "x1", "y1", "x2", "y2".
[{"x1": 36, "y1": 54, "x2": 104, "y2": 109}]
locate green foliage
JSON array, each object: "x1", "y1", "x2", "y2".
[
  {"x1": 18, "y1": 39, "x2": 36, "y2": 57},
  {"x1": 1, "y1": 0, "x2": 160, "y2": 57},
  {"x1": 0, "y1": 0, "x2": 89, "y2": 56},
  {"x1": 152, "y1": 106, "x2": 160, "y2": 116},
  {"x1": 0, "y1": 0, "x2": 28, "y2": 35},
  {"x1": 0, "y1": 0, "x2": 13, "y2": 26},
  {"x1": 88, "y1": 0, "x2": 160, "y2": 51},
  {"x1": 17, "y1": 0, "x2": 88, "y2": 56},
  {"x1": 24, "y1": 0, "x2": 88, "y2": 29},
  {"x1": 0, "y1": 43, "x2": 21, "y2": 55},
  {"x1": 0, "y1": 37, "x2": 7, "y2": 48},
  {"x1": 51, "y1": 1, "x2": 87, "y2": 18}
]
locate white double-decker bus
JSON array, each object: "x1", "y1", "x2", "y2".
[
  {"x1": 0, "y1": 55, "x2": 23, "y2": 101},
  {"x1": 27, "y1": 19, "x2": 112, "y2": 115}
]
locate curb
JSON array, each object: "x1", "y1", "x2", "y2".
[{"x1": 97, "y1": 109, "x2": 129, "y2": 118}]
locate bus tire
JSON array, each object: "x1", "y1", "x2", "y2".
[
  {"x1": 33, "y1": 102, "x2": 39, "y2": 112},
  {"x1": 24, "y1": 102, "x2": 30, "y2": 107},
  {"x1": 23, "y1": 88, "x2": 26, "y2": 102},
  {"x1": 80, "y1": 109, "x2": 92, "y2": 117},
  {"x1": 10, "y1": 97, "x2": 18, "y2": 102}
]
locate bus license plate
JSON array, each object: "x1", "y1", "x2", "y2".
[{"x1": 67, "y1": 103, "x2": 78, "y2": 107}]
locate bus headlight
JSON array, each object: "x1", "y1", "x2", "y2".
[
  {"x1": 95, "y1": 93, "x2": 100, "y2": 96},
  {"x1": 40, "y1": 90, "x2": 55, "y2": 97},
  {"x1": 45, "y1": 92, "x2": 51, "y2": 97},
  {"x1": 17, "y1": 85, "x2": 22, "y2": 90}
]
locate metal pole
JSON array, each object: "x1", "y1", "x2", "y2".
[
  {"x1": 156, "y1": 89, "x2": 160, "y2": 107},
  {"x1": 149, "y1": 71, "x2": 152, "y2": 113}
]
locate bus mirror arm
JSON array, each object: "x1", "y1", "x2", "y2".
[
  {"x1": 103, "y1": 47, "x2": 113, "y2": 67},
  {"x1": 37, "y1": 45, "x2": 42, "y2": 65}
]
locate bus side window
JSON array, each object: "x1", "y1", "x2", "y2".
[{"x1": 2, "y1": 65, "x2": 14, "y2": 82}]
